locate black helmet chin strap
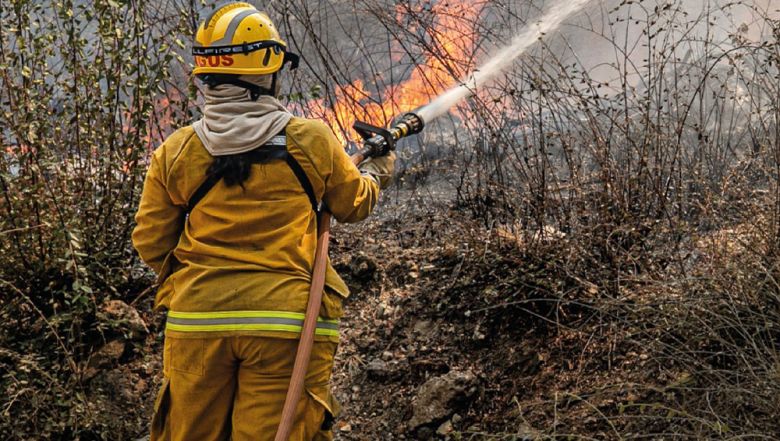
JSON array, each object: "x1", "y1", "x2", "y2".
[
  {"x1": 199, "y1": 74, "x2": 274, "y2": 101},
  {"x1": 270, "y1": 72, "x2": 278, "y2": 97}
]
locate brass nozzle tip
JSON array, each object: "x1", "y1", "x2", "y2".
[{"x1": 400, "y1": 112, "x2": 425, "y2": 135}]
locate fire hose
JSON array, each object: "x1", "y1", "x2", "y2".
[{"x1": 274, "y1": 112, "x2": 424, "y2": 441}]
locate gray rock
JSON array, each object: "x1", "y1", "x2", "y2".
[
  {"x1": 451, "y1": 413, "x2": 462, "y2": 425},
  {"x1": 436, "y1": 419, "x2": 454, "y2": 435},
  {"x1": 366, "y1": 358, "x2": 390, "y2": 378},
  {"x1": 412, "y1": 319, "x2": 434, "y2": 336},
  {"x1": 366, "y1": 356, "x2": 408, "y2": 380},
  {"x1": 103, "y1": 300, "x2": 148, "y2": 338},
  {"x1": 409, "y1": 369, "x2": 476, "y2": 429}
]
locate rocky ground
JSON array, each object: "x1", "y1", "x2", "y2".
[{"x1": 326, "y1": 206, "x2": 653, "y2": 440}]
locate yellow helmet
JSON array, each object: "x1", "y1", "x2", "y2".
[{"x1": 192, "y1": 2, "x2": 299, "y2": 76}]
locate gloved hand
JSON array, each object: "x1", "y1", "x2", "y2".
[{"x1": 358, "y1": 151, "x2": 396, "y2": 190}]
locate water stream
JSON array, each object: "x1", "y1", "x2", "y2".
[{"x1": 416, "y1": 0, "x2": 594, "y2": 123}]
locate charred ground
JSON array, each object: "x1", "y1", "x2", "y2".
[{"x1": 326, "y1": 200, "x2": 780, "y2": 439}]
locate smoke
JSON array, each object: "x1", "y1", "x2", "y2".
[
  {"x1": 417, "y1": 0, "x2": 593, "y2": 123},
  {"x1": 541, "y1": 0, "x2": 778, "y2": 85},
  {"x1": 418, "y1": 0, "x2": 779, "y2": 123}
]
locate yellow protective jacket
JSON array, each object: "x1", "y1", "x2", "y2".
[{"x1": 132, "y1": 117, "x2": 378, "y2": 342}]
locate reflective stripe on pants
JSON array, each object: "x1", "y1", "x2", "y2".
[{"x1": 165, "y1": 310, "x2": 339, "y2": 338}]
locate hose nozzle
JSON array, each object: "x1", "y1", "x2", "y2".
[
  {"x1": 392, "y1": 112, "x2": 425, "y2": 139},
  {"x1": 354, "y1": 112, "x2": 425, "y2": 159}
]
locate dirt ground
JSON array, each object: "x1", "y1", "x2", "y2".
[
  {"x1": 78, "y1": 193, "x2": 776, "y2": 440},
  {"x1": 325, "y1": 207, "x2": 658, "y2": 439}
]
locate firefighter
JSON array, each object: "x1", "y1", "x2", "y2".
[{"x1": 132, "y1": 3, "x2": 395, "y2": 440}]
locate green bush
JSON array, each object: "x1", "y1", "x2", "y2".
[{"x1": 0, "y1": 1, "x2": 192, "y2": 438}]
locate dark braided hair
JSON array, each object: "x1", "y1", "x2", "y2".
[{"x1": 207, "y1": 153, "x2": 255, "y2": 188}]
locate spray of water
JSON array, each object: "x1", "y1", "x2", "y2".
[{"x1": 416, "y1": 0, "x2": 594, "y2": 124}]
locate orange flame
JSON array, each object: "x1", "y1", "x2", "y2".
[{"x1": 305, "y1": 1, "x2": 485, "y2": 144}]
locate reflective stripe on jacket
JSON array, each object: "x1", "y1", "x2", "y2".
[{"x1": 132, "y1": 117, "x2": 379, "y2": 342}]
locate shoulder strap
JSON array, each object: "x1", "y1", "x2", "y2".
[
  {"x1": 284, "y1": 153, "x2": 320, "y2": 213},
  {"x1": 263, "y1": 134, "x2": 320, "y2": 212},
  {"x1": 187, "y1": 171, "x2": 224, "y2": 212},
  {"x1": 186, "y1": 133, "x2": 319, "y2": 213}
]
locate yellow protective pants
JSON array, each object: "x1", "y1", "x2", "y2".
[{"x1": 150, "y1": 336, "x2": 339, "y2": 441}]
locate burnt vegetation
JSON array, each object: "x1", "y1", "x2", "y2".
[{"x1": 1, "y1": 0, "x2": 780, "y2": 439}]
